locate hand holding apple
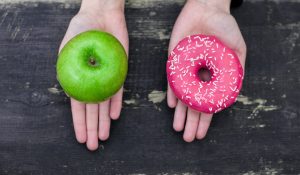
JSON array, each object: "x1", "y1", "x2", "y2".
[{"x1": 58, "y1": 0, "x2": 128, "y2": 151}]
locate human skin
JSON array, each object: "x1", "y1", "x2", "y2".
[
  {"x1": 59, "y1": 0, "x2": 128, "y2": 151},
  {"x1": 167, "y1": 0, "x2": 247, "y2": 142}
]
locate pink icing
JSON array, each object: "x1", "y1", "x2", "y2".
[{"x1": 166, "y1": 34, "x2": 244, "y2": 113}]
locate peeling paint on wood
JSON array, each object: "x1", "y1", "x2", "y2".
[
  {"x1": 237, "y1": 95, "x2": 280, "y2": 117},
  {"x1": 148, "y1": 90, "x2": 166, "y2": 104}
]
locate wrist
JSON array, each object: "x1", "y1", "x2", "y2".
[
  {"x1": 79, "y1": 0, "x2": 125, "y2": 15},
  {"x1": 189, "y1": 0, "x2": 231, "y2": 13}
]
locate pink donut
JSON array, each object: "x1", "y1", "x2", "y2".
[{"x1": 167, "y1": 34, "x2": 244, "y2": 114}]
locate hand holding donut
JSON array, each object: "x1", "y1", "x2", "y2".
[{"x1": 167, "y1": 0, "x2": 247, "y2": 142}]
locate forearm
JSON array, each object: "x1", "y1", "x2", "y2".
[
  {"x1": 80, "y1": 0, "x2": 125, "y2": 14},
  {"x1": 189, "y1": 0, "x2": 231, "y2": 13}
]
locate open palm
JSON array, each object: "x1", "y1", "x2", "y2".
[
  {"x1": 167, "y1": 0, "x2": 246, "y2": 142},
  {"x1": 59, "y1": 9, "x2": 128, "y2": 150}
]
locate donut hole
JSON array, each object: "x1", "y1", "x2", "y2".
[{"x1": 198, "y1": 67, "x2": 212, "y2": 82}]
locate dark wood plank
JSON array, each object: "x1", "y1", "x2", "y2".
[{"x1": 0, "y1": 1, "x2": 299, "y2": 174}]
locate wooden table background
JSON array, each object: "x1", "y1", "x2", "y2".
[{"x1": 0, "y1": 0, "x2": 299, "y2": 174}]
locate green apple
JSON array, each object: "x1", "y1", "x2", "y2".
[{"x1": 56, "y1": 30, "x2": 128, "y2": 103}]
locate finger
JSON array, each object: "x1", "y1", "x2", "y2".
[
  {"x1": 183, "y1": 108, "x2": 200, "y2": 142},
  {"x1": 110, "y1": 88, "x2": 123, "y2": 120},
  {"x1": 71, "y1": 98, "x2": 87, "y2": 143},
  {"x1": 86, "y1": 104, "x2": 99, "y2": 151},
  {"x1": 167, "y1": 84, "x2": 177, "y2": 108},
  {"x1": 99, "y1": 100, "x2": 111, "y2": 141},
  {"x1": 59, "y1": 34, "x2": 70, "y2": 53},
  {"x1": 59, "y1": 17, "x2": 96, "y2": 53},
  {"x1": 58, "y1": 25, "x2": 79, "y2": 53},
  {"x1": 173, "y1": 100, "x2": 187, "y2": 132},
  {"x1": 196, "y1": 113, "x2": 213, "y2": 140},
  {"x1": 59, "y1": 32, "x2": 71, "y2": 53},
  {"x1": 168, "y1": 33, "x2": 184, "y2": 55}
]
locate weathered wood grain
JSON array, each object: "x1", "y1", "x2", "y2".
[{"x1": 0, "y1": 0, "x2": 299, "y2": 174}]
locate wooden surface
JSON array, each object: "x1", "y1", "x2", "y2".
[{"x1": 0, "y1": 0, "x2": 300, "y2": 174}]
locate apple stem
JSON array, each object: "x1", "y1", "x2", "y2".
[{"x1": 89, "y1": 58, "x2": 97, "y2": 66}]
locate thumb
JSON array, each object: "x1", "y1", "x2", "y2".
[
  {"x1": 58, "y1": 29, "x2": 80, "y2": 54},
  {"x1": 168, "y1": 34, "x2": 185, "y2": 55}
]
